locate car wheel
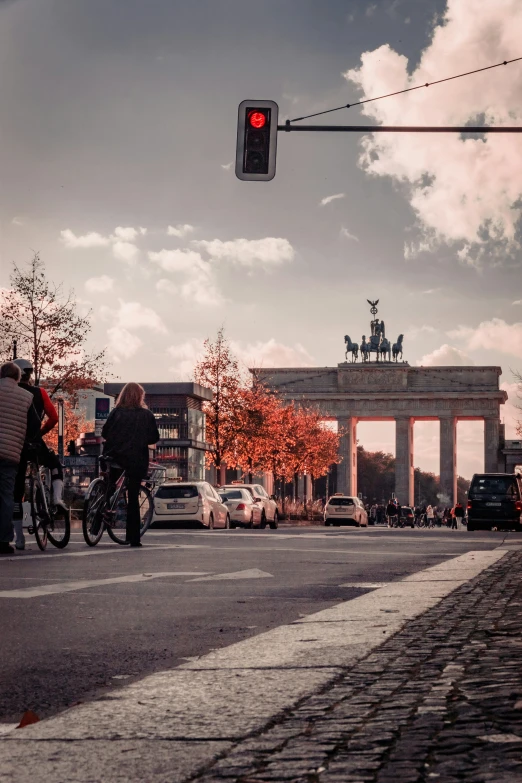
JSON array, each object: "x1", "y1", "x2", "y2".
[
  {"x1": 269, "y1": 510, "x2": 279, "y2": 530},
  {"x1": 246, "y1": 514, "x2": 254, "y2": 529},
  {"x1": 325, "y1": 519, "x2": 330, "y2": 526},
  {"x1": 230, "y1": 520, "x2": 236, "y2": 529},
  {"x1": 208, "y1": 513, "x2": 214, "y2": 530},
  {"x1": 467, "y1": 521, "x2": 475, "y2": 531},
  {"x1": 224, "y1": 514, "x2": 230, "y2": 529},
  {"x1": 260, "y1": 511, "x2": 267, "y2": 529}
]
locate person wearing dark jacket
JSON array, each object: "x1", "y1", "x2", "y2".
[{"x1": 102, "y1": 382, "x2": 160, "y2": 547}]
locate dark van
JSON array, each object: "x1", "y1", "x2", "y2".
[{"x1": 467, "y1": 473, "x2": 522, "y2": 532}]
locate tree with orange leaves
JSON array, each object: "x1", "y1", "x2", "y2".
[
  {"x1": 194, "y1": 328, "x2": 244, "y2": 481},
  {"x1": 42, "y1": 397, "x2": 92, "y2": 453},
  {"x1": 0, "y1": 254, "x2": 109, "y2": 402}
]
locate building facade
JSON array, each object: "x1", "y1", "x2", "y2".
[{"x1": 103, "y1": 382, "x2": 213, "y2": 481}]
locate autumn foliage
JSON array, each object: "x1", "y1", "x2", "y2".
[{"x1": 194, "y1": 330, "x2": 340, "y2": 488}]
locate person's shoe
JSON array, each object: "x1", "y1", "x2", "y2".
[
  {"x1": 15, "y1": 540, "x2": 25, "y2": 551},
  {"x1": 0, "y1": 543, "x2": 15, "y2": 555},
  {"x1": 129, "y1": 541, "x2": 142, "y2": 548}
]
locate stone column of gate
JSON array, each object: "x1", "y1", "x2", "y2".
[
  {"x1": 337, "y1": 416, "x2": 358, "y2": 496},
  {"x1": 484, "y1": 416, "x2": 500, "y2": 473},
  {"x1": 395, "y1": 417, "x2": 414, "y2": 506},
  {"x1": 439, "y1": 417, "x2": 457, "y2": 506}
]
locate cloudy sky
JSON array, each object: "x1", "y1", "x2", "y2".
[{"x1": 1, "y1": 0, "x2": 522, "y2": 479}]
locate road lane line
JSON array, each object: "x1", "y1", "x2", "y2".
[
  {"x1": 189, "y1": 568, "x2": 273, "y2": 582},
  {"x1": 0, "y1": 572, "x2": 208, "y2": 599},
  {"x1": 0, "y1": 549, "x2": 507, "y2": 783}
]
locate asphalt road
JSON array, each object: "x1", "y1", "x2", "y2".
[{"x1": 0, "y1": 524, "x2": 511, "y2": 727}]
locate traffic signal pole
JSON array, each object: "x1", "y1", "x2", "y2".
[{"x1": 278, "y1": 123, "x2": 522, "y2": 133}]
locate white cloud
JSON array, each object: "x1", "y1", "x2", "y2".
[
  {"x1": 340, "y1": 226, "x2": 359, "y2": 241},
  {"x1": 139, "y1": 227, "x2": 147, "y2": 235},
  {"x1": 220, "y1": 162, "x2": 233, "y2": 170},
  {"x1": 167, "y1": 338, "x2": 206, "y2": 379},
  {"x1": 60, "y1": 229, "x2": 110, "y2": 248},
  {"x1": 167, "y1": 223, "x2": 195, "y2": 238},
  {"x1": 320, "y1": 193, "x2": 345, "y2": 207},
  {"x1": 84, "y1": 275, "x2": 114, "y2": 293},
  {"x1": 113, "y1": 226, "x2": 139, "y2": 242},
  {"x1": 193, "y1": 237, "x2": 295, "y2": 268},
  {"x1": 106, "y1": 327, "x2": 143, "y2": 361},
  {"x1": 112, "y1": 241, "x2": 139, "y2": 264},
  {"x1": 512, "y1": 300, "x2": 522, "y2": 306},
  {"x1": 11, "y1": 217, "x2": 23, "y2": 227},
  {"x1": 416, "y1": 344, "x2": 474, "y2": 366},
  {"x1": 407, "y1": 324, "x2": 437, "y2": 340},
  {"x1": 344, "y1": 0, "x2": 522, "y2": 256},
  {"x1": 449, "y1": 318, "x2": 522, "y2": 359},
  {"x1": 149, "y1": 249, "x2": 222, "y2": 306},
  {"x1": 229, "y1": 339, "x2": 315, "y2": 369},
  {"x1": 100, "y1": 300, "x2": 166, "y2": 361}
]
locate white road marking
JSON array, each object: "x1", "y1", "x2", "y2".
[
  {"x1": 189, "y1": 568, "x2": 273, "y2": 582},
  {"x1": 0, "y1": 549, "x2": 507, "y2": 783},
  {"x1": 339, "y1": 582, "x2": 389, "y2": 588},
  {"x1": 0, "y1": 572, "x2": 208, "y2": 599},
  {"x1": 0, "y1": 724, "x2": 18, "y2": 736},
  {"x1": 479, "y1": 733, "x2": 522, "y2": 743}
]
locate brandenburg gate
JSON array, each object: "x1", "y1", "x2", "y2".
[{"x1": 255, "y1": 304, "x2": 506, "y2": 505}]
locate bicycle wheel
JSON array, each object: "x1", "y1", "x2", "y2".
[
  {"x1": 47, "y1": 504, "x2": 71, "y2": 549},
  {"x1": 106, "y1": 484, "x2": 128, "y2": 545},
  {"x1": 30, "y1": 477, "x2": 49, "y2": 551},
  {"x1": 82, "y1": 478, "x2": 106, "y2": 547},
  {"x1": 106, "y1": 483, "x2": 153, "y2": 544},
  {"x1": 138, "y1": 485, "x2": 153, "y2": 536}
]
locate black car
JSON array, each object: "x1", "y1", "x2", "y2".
[{"x1": 467, "y1": 473, "x2": 522, "y2": 532}]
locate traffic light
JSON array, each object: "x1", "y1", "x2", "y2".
[{"x1": 235, "y1": 100, "x2": 278, "y2": 181}]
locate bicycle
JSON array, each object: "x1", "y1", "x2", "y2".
[
  {"x1": 82, "y1": 458, "x2": 153, "y2": 546},
  {"x1": 26, "y1": 448, "x2": 71, "y2": 551}
]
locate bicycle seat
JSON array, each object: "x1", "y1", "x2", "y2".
[{"x1": 100, "y1": 456, "x2": 123, "y2": 471}]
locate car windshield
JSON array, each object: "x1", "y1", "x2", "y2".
[
  {"x1": 222, "y1": 490, "x2": 245, "y2": 500},
  {"x1": 470, "y1": 477, "x2": 518, "y2": 496},
  {"x1": 329, "y1": 497, "x2": 354, "y2": 506},
  {"x1": 155, "y1": 485, "x2": 198, "y2": 499}
]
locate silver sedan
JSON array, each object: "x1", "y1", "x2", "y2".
[{"x1": 218, "y1": 488, "x2": 263, "y2": 529}]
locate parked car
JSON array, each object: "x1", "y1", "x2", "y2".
[
  {"x1": 220, "y1": 483, "x2": 279, "y2": 529},
  {"x1": 218, "y1": 488, "x2": 263, "y2": 529},
  {"x1": 151, "y1": 481, "x2": 230, "y2": 529},
  {"x1": 467, "y1": 473, "x2": 522, "y2": 531},
  {"x1": 324, "y1": 494, "x2": 368, "y2": 527},
  {"x1": 399, "y1": 506, "x2": 415, "y2": 528}
]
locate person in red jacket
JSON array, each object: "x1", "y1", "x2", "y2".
[{"x1": 12, "y1": 358, "x2": 67, "y2": 550}]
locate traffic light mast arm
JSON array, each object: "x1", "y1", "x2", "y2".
[{"x1": 278, "y1": 123, "x2": 522, "y2": 133}]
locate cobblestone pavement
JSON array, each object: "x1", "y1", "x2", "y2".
[{"x1": 192, "y1": 550, "x2": 522, "y2": 783}]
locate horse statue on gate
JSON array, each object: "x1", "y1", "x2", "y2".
[
  {"x1": 379, "y1": 337, "x2": 391, "y2": 362},
  {"x1": 392, "y1": 334, "x2": 404, "y2": 362},
  {"x1": 360, "y1": 335, "x2": 370, "y2": 363},
  {"x1": 344, "y1": 335, "x2": 359, "y2": 363}
]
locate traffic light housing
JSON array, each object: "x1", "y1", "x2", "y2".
[{"x1": 235, "y1": 100, "x2": 278, "y2": 181}]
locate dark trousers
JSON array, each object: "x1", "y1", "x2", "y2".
[
  {"x1": 0, "y1": 459, "x2": 17, "y2": 543},
  {"x1": 451, "y1": 516, "x2": 458, "y2": 529},
  {"x1": 108, "y1": 466, "x2": 141, "y2": 545}
]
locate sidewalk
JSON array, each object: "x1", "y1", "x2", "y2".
[{"x1": 196, "y1": 547, "x2": 522, "y2": 783}]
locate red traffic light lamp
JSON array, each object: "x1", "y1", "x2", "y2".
[{"x1": 235, "y1": 100, "x2": 278, "y2": 181}]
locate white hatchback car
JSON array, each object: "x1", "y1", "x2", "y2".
[
  {"x1": 324, "y1": 494, "x2": 368, "y2": 527},
  {"x1": 220, "y1": 483, "x2": 279, "y2": 529},
  {"x1": 152, "y1": 481, "x2": 230, "y2": 529},
  {"x1": 218, "y1": 488, "x2": 263, "y2": 529}
]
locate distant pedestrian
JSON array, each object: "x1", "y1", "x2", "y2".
[
  {"x1": 426, "y1": 504, "x2": 435, "y2": 528},
  {"x1": 102, "y1": 382, "x2": 160, "y2": 547},
  {"x1": 0, "y1": 362, "x2": 40, "y2": 555},
  {"x1": 454, "y1": 501, "x2": 464, "y2": 529}
]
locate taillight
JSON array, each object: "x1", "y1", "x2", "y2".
[
  {"x1": 516, "y1": 501, "x2": 522, "y2": 512},
  {"x1": 197, "y1": 493, "x2": 203, "y2": 507},
  {"x1": 467, "y1": 501, "x2": 472, "y2": 510},
  {"x1": 236, "y1": 503, "x2": 246, "y2": 510}
]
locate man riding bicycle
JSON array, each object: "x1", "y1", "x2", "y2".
[{"x1": 12, "y1": 358, "x2": 67, "y2": 550}]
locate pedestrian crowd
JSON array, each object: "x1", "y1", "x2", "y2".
[{"x1": 366, "y1": 500, "x2": 465, "y2": 528}]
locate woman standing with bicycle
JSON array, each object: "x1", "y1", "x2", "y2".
[{"x1": 102, "y1": 383, "x2": 160, "y2": 547}]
